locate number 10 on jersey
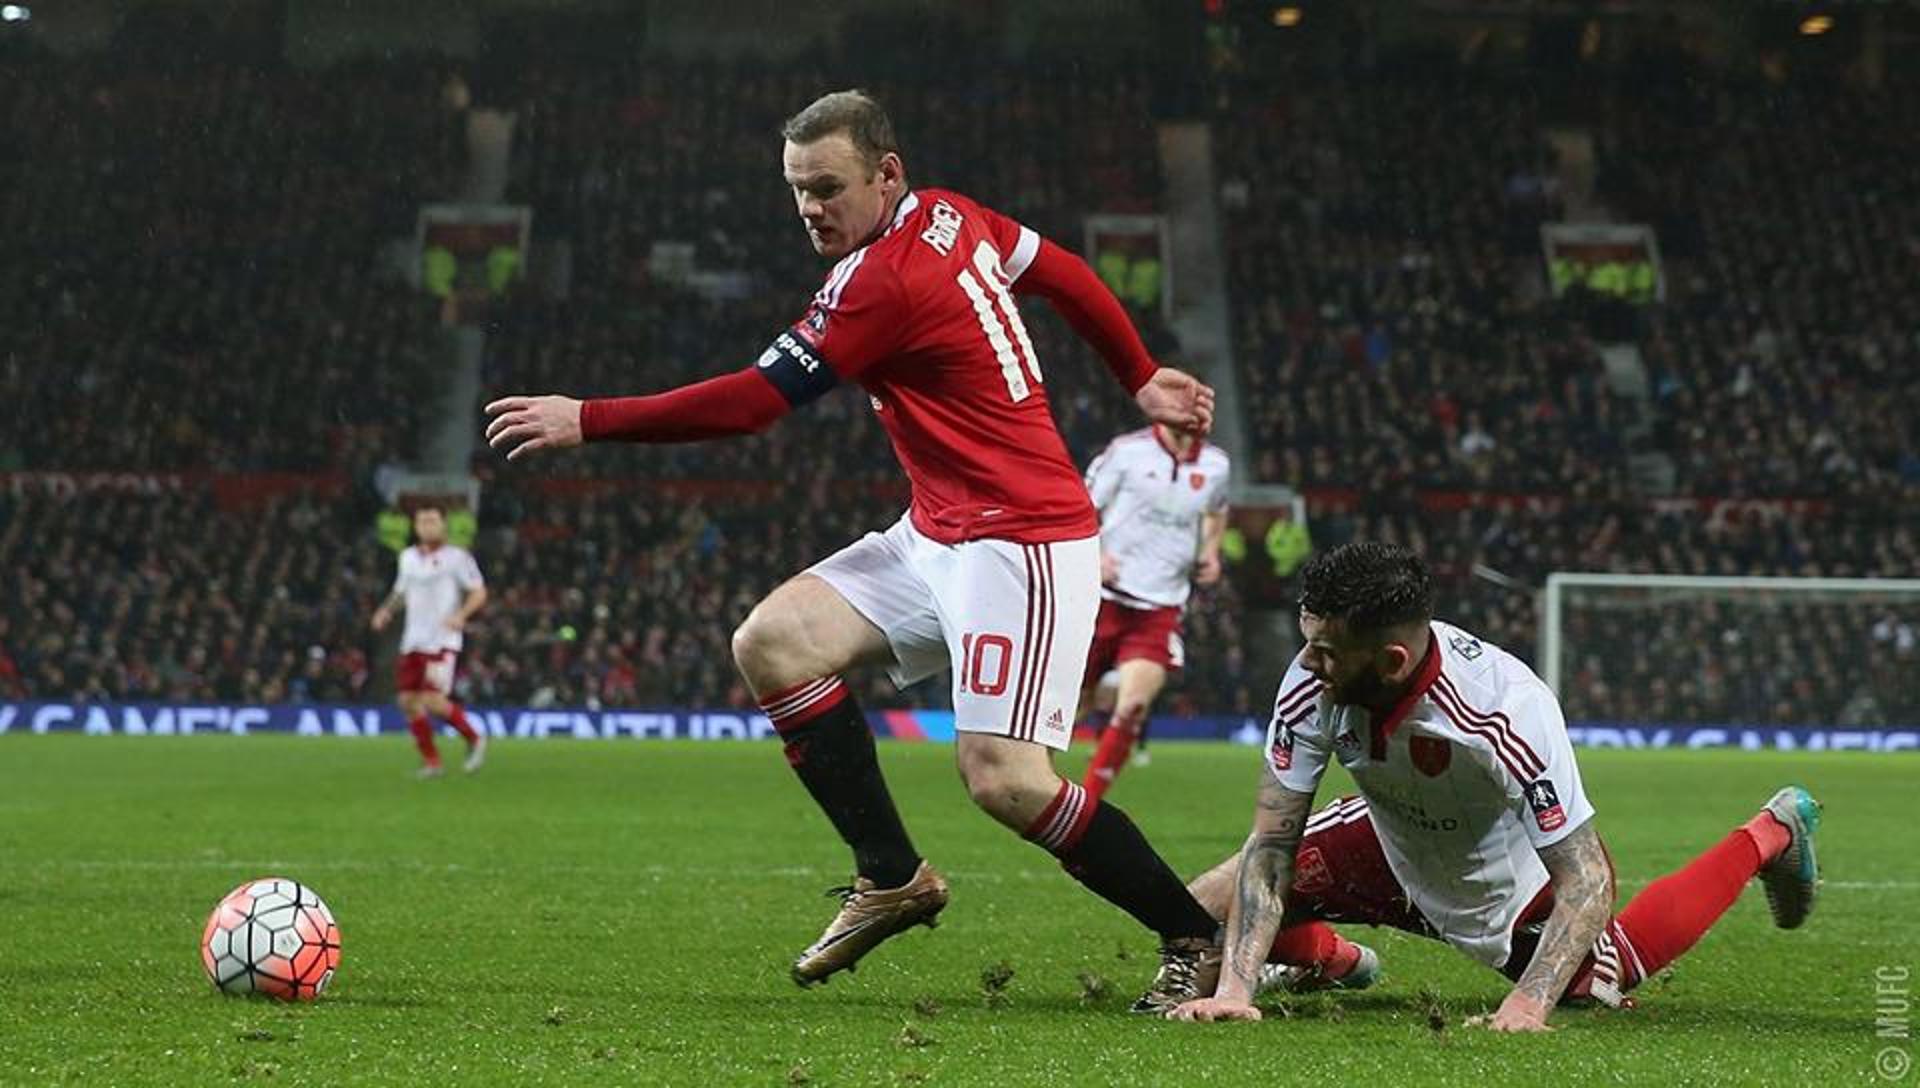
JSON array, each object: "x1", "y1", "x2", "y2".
[
  {"x1": 959, "y1": 632, "x2": 1014, "y2": 696},
  {"x1": 956, "y1": 241, "x2": 1042, "y2": 402}
]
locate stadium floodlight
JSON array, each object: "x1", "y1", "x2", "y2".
[
  {"x1": 1, "y1": 6, "x2": 29, "y2": 22},
  {"x1": 1540, "y1": 572, "x2": 1920, "y2": 726}
]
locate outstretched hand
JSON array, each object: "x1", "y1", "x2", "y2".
[
  {"x1": 485, "y1": 395, "x2": 584, "y2": 462},
  {"x1": 1465, "y1": 992, "x2": 1555, "y2": 1033},
  {"x1": 1166, "y1": 997, "x2": 1262, "y2": 1023},
  {"x1": 1136, "y1": 368, "x2": 1214, "y2": 435}
]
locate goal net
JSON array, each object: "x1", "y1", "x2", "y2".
[{"x1": 1540, "y1": 574, "x2": 1920, "y2": 728}]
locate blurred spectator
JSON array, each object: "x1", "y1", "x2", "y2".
[
  {"x1": 9, "y1": 50, "x2": 1917, "y2": 726},
  {"x1": 1221, "y1": 66, "x2": 1918, "y2": 505},
  {"x1": 0, "y1": 57, "x2": 460, "y2": 473},
  {"x1": 483, "y1": 58, "x2": 1166, "y2": 477},
  {"x1": 9, "y1": 476, "x2": 1914, "y2": 724}
]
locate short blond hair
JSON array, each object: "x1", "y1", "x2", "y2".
[{"x1": 781, "y1": 89, "x2": 898, "y2": 173}]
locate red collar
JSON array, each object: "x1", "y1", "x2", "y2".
[
  {"x1": 1153, "y1": 425, "x2": 1203, "y2": 464},
  {"x1": 1368, "y1": 632, "x2": 1442, "y2": 759}
]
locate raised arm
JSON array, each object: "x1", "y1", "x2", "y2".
[
  {"x1": 1014, "y1": 239, "x2": 1157, "y2": 391},
  {"x1": 1475, "y1": 820, "x2": 1614, "y2": 1032},
  {"x1": 1014, "y1": 239, "x2": 1212, "y2": 433},
  {"x1": 1168, "y1": 774, "x2": 1316, "y2": 1022}
]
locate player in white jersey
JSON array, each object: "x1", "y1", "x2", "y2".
[
  {"x1": 1077, "y1": 425, "x2": 1229, "y2": 802},
  {"x1": 370, "y1": 506, "x2": 490, "y2": 778},
  {"x1": 1166, "y1": 543, "x2": 1823, "y2": 1030}
]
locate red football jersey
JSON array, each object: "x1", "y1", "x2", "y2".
[{"x1": 792, "y1": 189, "x2": 1099, "y2": 546}]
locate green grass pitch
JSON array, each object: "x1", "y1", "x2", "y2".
[{"x1": 1, "y1": 736, "x2": 1914, "y2": 1086}]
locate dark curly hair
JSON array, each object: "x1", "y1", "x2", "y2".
[{"x1": 1298, "y1": 542, "x2": 1433, "y2": 635}]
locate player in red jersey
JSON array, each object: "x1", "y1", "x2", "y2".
[{"x1": 485, "y1": 90, "x2": 1224, "y2": 1010}]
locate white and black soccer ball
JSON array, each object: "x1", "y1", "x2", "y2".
[{"x1": 200, "y1": 877, "x2": 341, "y2": 1001}]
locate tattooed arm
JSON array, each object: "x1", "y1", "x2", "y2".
[
  {"x1": 1167, "y1": 774, "x2": 1316, "y2": 1022},
  {"x1": 1477, "y1": 820, "x2": 1615, "y2": 1032}
]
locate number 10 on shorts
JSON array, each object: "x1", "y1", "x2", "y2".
[{"x1": 959, "y1": 633, "x2": 1014, "y2": 697}]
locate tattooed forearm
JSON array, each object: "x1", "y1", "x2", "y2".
[
  {"x1": 1515, "y1": 821, "x2": 1615, "y2": 1008},
  {"x1": 1217, "y1": 779, "x2": 1315, "y2": 1002}
]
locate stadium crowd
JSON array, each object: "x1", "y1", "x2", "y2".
[
  {"x1": 0, "y1": 57, "x2": 457, "y2": 474},
  {"x1": 1317, "y1": 501, "x2": 1920, "y2": 726},
  {"x1": 6, "y1": 49, "x2": 1916, "y2": 726},
  {"x1": 483, "y1": 57, "x2": 1166, "y2": 480},
  {"x1": 0, "y1": 480, "x2": 1253, "y2": 716},
  {"x1": 0, "y1": 488, "x2": 385, "y2": 705},
  {"x1": 8, "y1": 477, "x2": 1914, "y2": 726},
  {"x1": 1219, "y1": 66, "x2": 1919, "y2": 504},
  {"x1": 1207, "y1": 62, "x2": 1918, "y2": 724},
  {"x1": 1600, "y1": 73, "x2": 1920, "y2": 502}
]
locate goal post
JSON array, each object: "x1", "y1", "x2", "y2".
[{"x1": 1540, "y1": 573, "x2": 1920, "y2": 728}]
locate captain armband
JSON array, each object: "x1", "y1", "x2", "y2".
[{"x1": 753, "y1": 330, "x2": 841, "y2": 407}]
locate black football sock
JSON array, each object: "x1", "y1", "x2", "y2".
[
  {"x1": 761, "y1": 677, "x2": 921, "y2": 889},
  {"x1": 1024, "y1": 779, "x2": 1217, "y2": 941}
]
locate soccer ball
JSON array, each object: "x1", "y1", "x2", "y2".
[{"x1": 200, "y1": 877, "x2": 341, "y2": 1001}]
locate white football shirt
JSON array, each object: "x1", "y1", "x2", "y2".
[
  {"x1": 1264, "y1": 620, "x2": 1596, "y2": 968},
  {"x1": 1083, "y1": 427, "x2": 1230, "y2": 609},
  {"x1": 391, "y1": 544, "x2": 485, "y2": 655}
]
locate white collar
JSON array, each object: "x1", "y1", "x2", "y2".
[{"x1": 885, "y1": 191, "x2": 921, "y2": 234}]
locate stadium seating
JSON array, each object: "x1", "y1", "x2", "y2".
[
  {"x1": 7, "y1": 51, "x2": 1915, "y2": 723},
  {"x1": 484, "y1": 58, "x2": 1165, "y2": 478},
  {"x1": 1319, "y1": 502, "x2": 1920, "y2": 725},
  {"x1": 0, "y1": 481, "x2": 1256, "y2": 714},
  {"x1": 1596, "y1": 73, "x2": 1920, "y2": 502},
  {"x1": 0, "y1": 57, "x2": 457, "y2": 473},
  {"x1": 1218, "y1": 67, "x2": 1919, "y2": 502},
  {"x1": 0, "y1": 487, "x2": 385, "y2": 703},
  {"x1": 10, "y1": 471, "x2": 1912, "y2": 722}
]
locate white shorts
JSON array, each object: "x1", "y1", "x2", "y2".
[{"x1": 808, "y1": 515, "x2": 1099, "y2": 750}]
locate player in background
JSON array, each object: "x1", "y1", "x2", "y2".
[
  {"x1": 370, "y1": 506, "x2": 489, "y2": 778},
  {"x1": 485, "y1": 90, "x2": 1226, "y2": 1010},
  {"x1": 1077, "y1": 424, "x2": 1229, "y2": 803},
  {"x1": 1168, "y1": 543, "x2": 1822, "y2": 1029}
]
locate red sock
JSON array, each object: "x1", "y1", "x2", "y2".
[
  {"x1": 1268, "y1": 921, "x2": 1362, "y2": 978},
  {"x1": 407, "y1": 715, "x2": 440, "y2": 765},
  {"x1": 1074, "y1": 709, "x2": 1110, "y2": 743},
  {"x1": 1082, "y1": 725, "x2": 1136, "y2": 804},
  {"x1": 1613, "y1": 828, "x2": 1763, "y2": 984},
  {"x1": 1740, "y1": 810, "x2": 1791, "y2": 863},
  {"x1": 1023, "y1": 779, "x2": 1098, "y2": 855},
  {"x1": 444, "y1": 701, "x2": 479, "y2": 744}
]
